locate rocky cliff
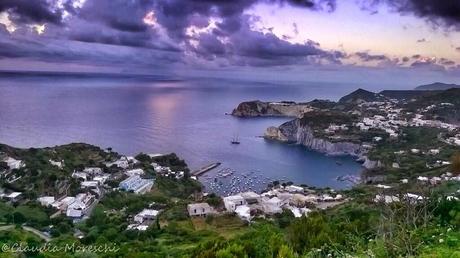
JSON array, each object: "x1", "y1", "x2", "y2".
[
  {"x1": 265, "y1": 119, "x2": 364, "y2": 156},
  {"x1": 232, "y1": 100, "x2": 314, "y2": 117}
]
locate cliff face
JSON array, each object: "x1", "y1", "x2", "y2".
[
  {"x1": 232, "y1": 101, "x2": 313, "y2": 117},
  {"x1": 265, "y1": 119, "x2": 364, "y2": 157}
]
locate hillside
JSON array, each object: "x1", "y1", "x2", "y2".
[
  {"x1": 338, "y1": 88, "x2": 382, "y2": 104},
  {"x1": 415, "y1": 82, "x2": 460, "y2": 91}
]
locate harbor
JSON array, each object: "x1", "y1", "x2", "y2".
[
  {"x1": 191, "y1": 162, "x2": 222, "y2": 176},
  {"x1": 201, "y1": 167, "x2": 289, "y2": 196}
]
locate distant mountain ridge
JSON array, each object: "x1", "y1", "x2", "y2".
[
  {"x1": 337, "y1": 89, "x2": 435, "y2": 104},
  {"x1": 415, "y1": 82, "x2": 460, "y2": 91}
]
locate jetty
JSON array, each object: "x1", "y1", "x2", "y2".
[{"x1": 192, "y1": 162, "x2": 221, "y2": 176}]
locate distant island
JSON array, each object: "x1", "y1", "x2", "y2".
[{"x1": 415, "y1": 82, "x2": 460, "y2": 91}]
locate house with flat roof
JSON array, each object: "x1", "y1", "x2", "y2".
[
  {"x1": 134, "y1": 209, "x2": 160, "y2": 223},
  {"x1": 119, "y1": 175, "x2": 154, "y2": 194},
  {"x1": 125, "y1": 168, "x2": 144, "y2": 177},
  {"x1": 223, "y1": 195, "x2": 246, "y2": 212},
  {"x1": 187, "y1": 203, "x2": 213, "y2": 217},
  {"x1": 4, "y1": 157, "x2": 24, "y2": 170}
]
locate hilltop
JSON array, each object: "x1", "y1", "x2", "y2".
[{"x1": 415, "y1": 82, "x2": 460, "y2": 91}]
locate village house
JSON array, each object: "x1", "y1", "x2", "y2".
[
  {"x1": 261, "y1": 197, "x2": 283, "y2": 214},
  {"x1": 49, "y1": 159, "x2": 63, "y2": 168},
  {"x1": 134, "y1": 209, "x2": 160, "y2": 223},
  {"x1": 240, "y1": 191, "x2": 261, "y2": 204},
  {"x1": 66, "y1": 193, "x2": 96, "y2": 218},
  {"x1": 223, "y1": 194, "x2": 246, "y2": 212},
  {"x1": 37, "y1": 196, "x2": 55, "y2": 206},
  {"x1": 125, "y1": 168, "x2": 144, "y2": 177},
  {"x1": 235, "y1": 205, "x2": 251, "y2": 221},
  {"x1": 187, "y1": 203, "x2": 213, "y2": 217},
  {"x1": 119, "y1": 175, "x2": 154, "y2": 194},
  {"x1": 51, "y1": 196, "x2": 76, "y2": 211},
  {"x1": 72, "y1": 171, "x2": 88, "y2": 180},
  {"x1": 285, "y1": 185, "x2": 304, "y2": 193},
  {"x1": 106, "y1": 157, "x2": 129, "y2": 169},
  {"x1": 2, "y1": 192, "x2": 22, "y2": 202},
  {"x1": 3, "y1": 157, "x2": 24, "y2": 170},
  {"x1": 83, "y1": 167, "x2": 103, "y2": 175}
]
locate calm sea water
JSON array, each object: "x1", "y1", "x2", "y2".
[{"x1": 0, "y1": 74, "x2": 386, "y2": 194}]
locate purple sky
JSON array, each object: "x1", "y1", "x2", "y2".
[{"x1": 0, "y1": 0, "x2": 459, "y2": 85}]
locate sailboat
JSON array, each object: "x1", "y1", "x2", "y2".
[{"x1": 231, "y1": 134, "x2": 240, "y2": 144}]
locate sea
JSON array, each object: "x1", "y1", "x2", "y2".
[{"x1": 0, "y1": 72, "x2": 393, "y2": 195}]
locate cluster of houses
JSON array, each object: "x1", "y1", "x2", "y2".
[
  {"x1": 349, "y1": 100, "x2": 459, "y2": 141},
  {"x1": 33, "y1": 154, "x2": 164, "y2": 220},
  {"x1": 187, "y1": 185, "x2": 345, "y2": 221},
  {"x1": 72, "y1": 167, "x2": 110, "y2": 193},
  {"x1": 411, "y1": 114, "x2": 458, "y2": 131},
  {"x1": 38, "y1": 192, "x2": 97, "y2": 220},
  {"x1": 151, "y1": 162, "x2": 185, "y2": 179},
  {"x1": 374, "y1": 172, "x2": 460, "y2": 204}
]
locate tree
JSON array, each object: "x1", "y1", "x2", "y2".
[
  {"x1": 277, "y1": 245, "x2": 297, "y2": 258},
  {"x1": 287, "y1": 213, "x2": 334, "y2": 253}
]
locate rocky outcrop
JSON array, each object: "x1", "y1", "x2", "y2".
[
  {"x1": 265, "y1": 119, "x2": 364, "y2": 156},
  {"x1": 265, "y1": 118, "x2": 381, "y2": 169},
  {"x1": 232, "y1": 100, "x2": 314, "y2": 117}
]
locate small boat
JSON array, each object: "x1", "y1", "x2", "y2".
[{"x1": 231, "y1": 134, "x2": 240, "y2": 144}]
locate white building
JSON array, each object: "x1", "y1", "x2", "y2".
[
  {"x1": 93, "y1": 174, "x2": 110, "y2": 185},
  {"x1": 262, "y1": 197, "x2": 283, "y2": 214},
  {"x1": 240, "y1": 191, "x2": 261, "y2": 204},
  {"x1": 106, "y1": 157, "x2": 129, "y2": 169},
  {"x1": 83, "y1": 167, "x2": 103, "y2": 175},
  {"x1": 4, "y1": 192, "x2": 22, "y2": 202},
  {"x1": 81, "y1": 181, "x2": 99, "y2": 188},
  {"x1": 119, "y1": 175, "x2": 154, "y2": 194},
  {"x1": 72, "y1": 171, "x2": 88, "y2": 180},
  {"x1": 38, "y1": 196, "x2": 55, "y2": 206},
  {"x1": 4, "y1": 157, "x2": 24, "y2": 170},
  {"x1": 187, "y1": 203, "x2": 213, "y2": 217},
  {"x1": 223, "y1": 195, "x2": 246, "y2": 212},
  {"x1": 235, "y1": 205, "x2": 251, "y2": 221},
  {"x1": 66, "y1": 193, "x2": 95, "y2": 218},
  {"x1": 49, "y1": 160, "x2": 63, "y2": 168},
  {"x1": 125, "y1": 168, "x2": 144, "y2": 177},
  {"x1": 51, "y1": 196, "x2": 76, "y2": 211},
  {"x1": 134, "y1": 209, "x2": 159, "y2": 223},
  {"x1": 285, "y1": 185, "x2": 304, "y2": 193}
]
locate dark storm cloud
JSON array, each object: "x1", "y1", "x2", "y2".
[
  {"x1": 354, "y1": 52, "x2": 390, "y2": 62},
  {"x1": 5, "y1": 0, "x2": 456, "y2": 71},
  {"x1": 0, "y1": 0, "x2": 63, "y2": 24},
  {"x1": 0, "y1": 34, "x2": 181, "y2": 68},
  {"x1": 76, "y1": 0, "x2": 152, "y2": 33},
  {"x1": 416, "y1": 38, "x2": 426, "y2": 43},
  {"x1": 363, "y1": 0, "x2": 460, "y2": 30},
  {"x1": 152, "y1": 0, "x2": 336, "y2": 39}
]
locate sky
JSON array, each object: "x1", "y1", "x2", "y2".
[{"x1": 0, "y1": 0, "x2": 459, "y2": 85}]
